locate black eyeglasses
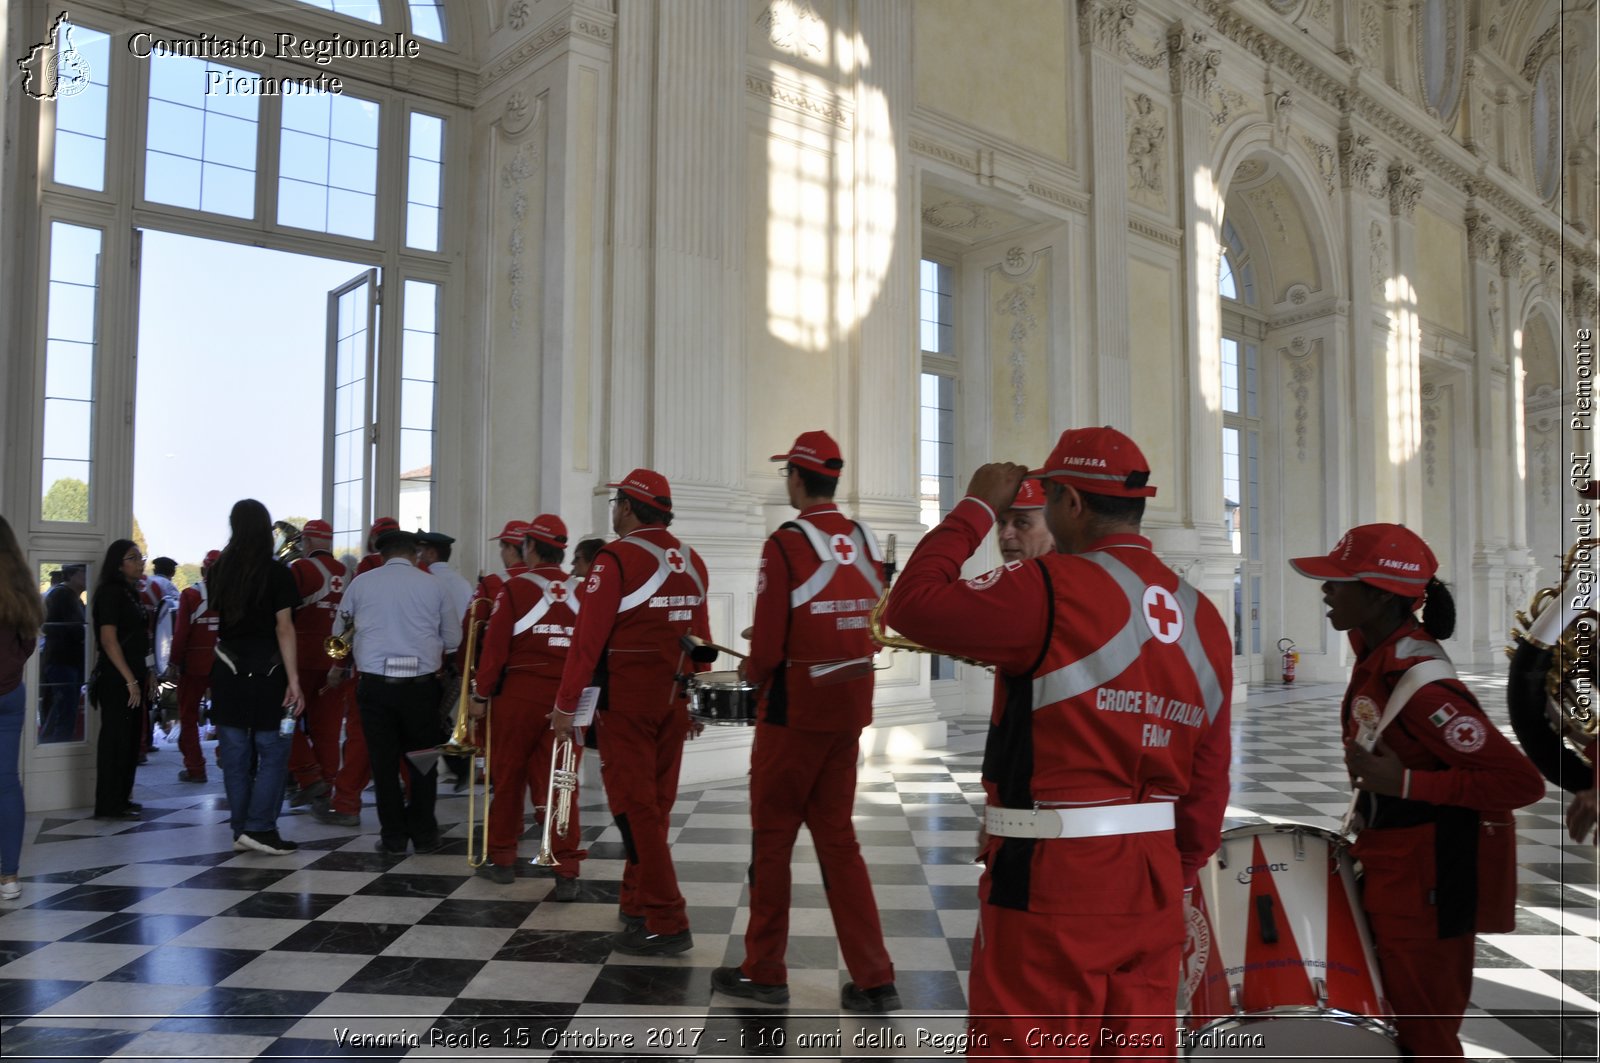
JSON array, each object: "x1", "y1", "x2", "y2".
[
  {"x1": 778, "y1": 465, "x2": 794, "y2": 478},
  {"x1": 123, "y1": 552, "x2": 144, "y2": 563}
]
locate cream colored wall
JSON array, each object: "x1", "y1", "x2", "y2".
[
  {"x1": 985, "y1": 252, "x2": 1052, "y2": 463},
  {"x1": 1242, "y1": 177, "x2": 1320, "y2": 300},
  {"x1": 1128, "y1": 257, "x2": 1177, "y2": 516},
  {"x1": 1414, "y1": 206, "x2": 1467, "y2": 336},
  {"x1": 1279, "y1": 343, "x2": 1329, "y2": 653},
  {"x1": 912, "y1": 0, "x2": 1069, "y2": 162},
  {"x1": 744, "y1": 121, "x2": 841, "y2": 483}
]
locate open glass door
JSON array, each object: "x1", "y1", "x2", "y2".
[{"x1": 324, "y1": 269, "x2": 379, "y2": 558}]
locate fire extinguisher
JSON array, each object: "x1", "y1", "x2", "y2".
[{"x1": 1278, "y1": 638, "x2": 1299, "y2": 684}]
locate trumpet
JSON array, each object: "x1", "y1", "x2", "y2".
[
  {"x1": 273, "y1": 520, "x2": 304, "y2": 562},
  {"x1": 534, "y1": 733, "x2": 578, "y2": 867},
  {"x1": 868, "y1": 534, "x2": 992, "y2": 671},
  {"x1": 325, "y1": 612, "x2": 355, "y2": 661}
]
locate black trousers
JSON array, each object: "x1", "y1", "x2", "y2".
[
  {"x1": 357, "y1": 675, "x2": 444, "y2": 847},
  {"x1": 93, "y1": 675, "x2": 143, "y2": 816}
]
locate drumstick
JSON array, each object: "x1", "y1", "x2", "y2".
[{"x1": 684, "y1": 634, "x2": 748, "y2": 660}]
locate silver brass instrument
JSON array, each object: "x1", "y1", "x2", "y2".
[
  {"x1": 534, "y1": 733, "x2": 578, "y2": 867},
  {"x1": 1507, "y1": 537, "x2": 1598, "y2": 786}
]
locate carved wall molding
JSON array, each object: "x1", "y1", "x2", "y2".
[
  {"x1": 756, "y1": 0, "x2": 825, "y2": 60},
  {"x1": 499, "y1": 89, "x2": 540, "y2": 138},
  {"x1": 498, "y1": 131, "x2": 543, "y2": 340},
  {"x1": 1499, "y1": 233, "x2": 1526, "y2": 278},
  {"x1": 1339, "y1": 130, "x2": 1384, "y2": 197},
  {"x1": 1127, "y1": 216, "x2": 1181, "y2": 247},
  {"x1": 1466, "y1": 210, "x2": 1500, "y2": 261},
  {"x1": 1301, "y1": 134, "x2": 1337, "y2": 195},
  {"x1": 1027, "y1": 180, "x2": 1090, "y2": 214},
  {"x1": 482, "y1": 9, "x2": 615, "y2": 88},
  {"x1": 1283, "y1": 343, "x2": 1317, "y2": 461},
  {"x1": 1369, "y1": 220, "x2": 1389, "y2": 301},
  {"x1": 1124, "y1": 28, "x2": 1169, "y2": 71},
  {"x1": 994, "y1": 280, "x2": 1039, "y2": 425},
  {"x1": 1209, "y1": 86, "x2": 1254, "y2": 141},
  {"x1": 908, "y1": 134, "x2": 976, "y2": 173},
  {"x1": 1077, "y1": 0, "x2": 1136, "y2": 52},
  {"x1": 1126, "y1": 93, "x2": 1167, "y2": 206},
  {"x1": 1269, "y1": 297, "x2": 1346, "y2": 330},
  {"x1": 744, "y1": 72, "x2": 851, "y2": 127},
  {"x1": 1421, "y1": 382, "x2": 1442, "y2": 487},
  {"x1": 1387, "y1": 163, "x2": 1422, "y2": 217},
  {"x1": 1197, "y1": 0, "x2": 1599, "y2": 273},
  {"x1": 923, "y1": 199, "x2": 1001, "y2": 236},
  {"x1": 1167, "y1": 23, "x2": 1222, "y2": 96},
  {"x1": 505, "y1": 0, "x2": 530, "y2": 32}
]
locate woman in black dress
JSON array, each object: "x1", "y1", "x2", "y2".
[
  {"x1": 91, "y1": 539, "x2": 150, "y2": 819},
  {"x1": 208, "y1": 499, "x2": 304, "y2": 855}
]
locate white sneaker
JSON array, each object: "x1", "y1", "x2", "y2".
[
  {"x1": 233, "y1": 835, "x2": 250, "y2": 852},
  {"x1": 0, "y1": 880, "x2": 20, "y2": 901}
]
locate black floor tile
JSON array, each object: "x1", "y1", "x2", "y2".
[
  {"x1": 418, "y1": 897, "x2": 537, "y2": 928},
  {"x1": 60, "y1": 912, "x2": 207, "y2": 946},
  {"x1": 272, "y1": 918, "x2": 410, "y2": 955},
  {"x1": 218, "y1": 891, "x2": 347, "y2": 920},
  {"x1": 103, "y1": 944, "x2": 259, "y2": 986},
  {"x1": 582, "y1": 962, "x2": 713, "y2": 1007},
  {"x1": 0, "y1": 977, "x2": 87, "y2": 1017},
  {"x1": 337, "y1": 955, "x2": 486, "y2": 997},
  {"x1": 492, "y1": 928, "x2": 619, "y2": 965}
]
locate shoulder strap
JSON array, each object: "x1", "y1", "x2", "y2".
[{"x1": 1341, "y1": 657, "x2": 1459, "y2": 832}]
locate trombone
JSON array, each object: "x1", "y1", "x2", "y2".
[
  {"x1": 441, "y1": 615, "x2": 491, "y2": 866},
  {"x1": 534, "y1": 733, "x2": 578, "y2": 867}
]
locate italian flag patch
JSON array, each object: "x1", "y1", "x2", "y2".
[{"x1": 1429, "y1": 704, "x2": 1457, "y2": 727}]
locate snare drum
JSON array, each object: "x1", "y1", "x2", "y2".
[
  {"x1": 687, "y1": 671, "x2": 756, "y2": 726},
  {"x1": 1183, "y1": 822, "x2": 1400, "y2": 1058}
]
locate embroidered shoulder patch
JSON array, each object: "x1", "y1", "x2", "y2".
[
  {"x1": 1443, "y1": 715, "x2": 1486, "y2": 753},
  {"x1": 1428, "y1": 704, "x2": 1457, "y2": 727},
  {"x1": 965, "y1": 567, "x2": 1004, "y2": 591}
]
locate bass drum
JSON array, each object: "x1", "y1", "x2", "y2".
[
  {"x1": 1182, "y1": 822, "x2": 1400, "y2": 1058},
  {"x1": 687, "y1": 671, "x2": 755, "y2": 726}
]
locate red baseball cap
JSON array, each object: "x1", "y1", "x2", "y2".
[
  {"x1": 771, "y1": 430, "x2": 845, "y2": 477},
  {"x1": 202, "y1": 549, "x2": 221, "y2": 571},
  {"x1": 1027, "y1": 426, "x2": 1156, "y2": 498},
  {"x1": 490, "y1": 520, "x2": 530, "y2": 545},
  {"x1": 607, "y1": 468, "x2": 673, "y2": 511},
  {"x1": 526, "y1": 514, "x2": 568, "y2": 548},
  {"x1": 1004, "y1": 478, "x2": 1045, "y2": 510},
  {"x1": 301, "y1": 519, "x2": 333, "y2": 539},
  {"x1": 369, "y1": 516, "x2": 399, "y2": 537},
  {"x1": 1290, "y1": 523, "x2": 1438, "y2": 599}
]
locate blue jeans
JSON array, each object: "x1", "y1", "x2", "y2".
[
  {"x1": 0, "y1": 684, "x2": 25, "y2": 874},
  {"x1": 216, "y1": 725, "x2": 290, "y2": 835}
]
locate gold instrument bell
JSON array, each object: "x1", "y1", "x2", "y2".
[{"x1": 325, "y1": 612, "x2": 354, "y2": 661}]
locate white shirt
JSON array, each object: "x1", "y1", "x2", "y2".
[
  {"x1": 336, "y1": 557, "x2": 461, "y2": 676},
  {"x1": 428, "y1": 560, "x2": 475, "y2": 624}
]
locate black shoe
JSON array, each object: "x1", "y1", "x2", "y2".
[
  {"x1": 177, "y1": 770, "x2": 207, "y2": 783},
  {"x1": 476, "y1": 863, "x2": 515, "y2": 885},
  {"x1": 312, "y1": 804, "x2": 360, "y2": 827},
  {"x1": 239, "y1": 830, "x2": 298, "y2": 856},
  {"x1": 412, "y1": 835, "x2": 447, "y2": 854},
  {"x1": 288, "y1": 780, "x2": 330, "y2": 807},
  {"x1": 618, "y1": 909, "x2": 645, "y2": 931},
  {"x1": 374, "y1": 838, "x2": 408, "y2": 855},
  {"x1": 122, "y1": 802, "x2": 143, "y2": 812},
  {"x1": 613, "y1": 923, "x2": 693, "y2": 957},
  {"x1": 553, "y1": 876, "x2": 581, "y2": 902},
  {"x1": 712, "y1": 965, "x2": 790, "y2": 1005},
  {"x1": 840, "y1": 981, "x2": 900, "y2": 1013},
  {"x1": 95, "y1": 810, "x2": 140, "y2": 821}
]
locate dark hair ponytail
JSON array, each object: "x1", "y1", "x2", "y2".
[{"x1": 1420, "y1": 576, "x2": 1456, "y2": 640}]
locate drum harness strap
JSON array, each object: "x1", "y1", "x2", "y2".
[
  {"x1": 1339, "y1": 655, "x2": 1458, "y2": 834},
  {"x1": 988, "y1": 550, "x2": 1222, "y2": 842},
  {"x1": 780, "y1": 517, "x2": 882, "y2": 682},
  {"x1": 189, "y1": 581, "x2": 212, "y2": 625},
  {"x1": 510, "y1": 571, "x2": 580, "y2": 636}
]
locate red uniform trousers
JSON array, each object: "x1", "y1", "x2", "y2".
[
  {"x1": 175, "y1": 673, "x2": 209, "y2": 778},
  {"x1": 486, "y1": 676, "x2": 584, "y2": 876},
  {"x1": 968, "y1": 899, "x2": 1183, "y2": 1060},
  {"x1": 325, "y1": 682, "x2": 374, "y2": 816},
  {"x1": 1369, "y1": 915, "x2": 1475, "y2": 1060},
  {"x1": 743, "y1": 723, "x2": 893, "y2": 988},
  {"x1": 288, "y1": 669, "x2": 344, "y2": 788},
  {"x1": 598, "y1": 700, "x2": 689, "y2": 934}
]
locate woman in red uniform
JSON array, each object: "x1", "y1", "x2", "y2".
[{"x1": 1291, "y1": 524, "x2": 1544, "y2": 1060}]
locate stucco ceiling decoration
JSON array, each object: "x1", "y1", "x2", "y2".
[{"x1": 920, "y1": 193, "x2": 1035, "y2": 248}]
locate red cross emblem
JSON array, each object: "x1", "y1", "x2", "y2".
[
  {"x1": 548, "y1": 582, "x2": 568, "y2": 603},
  {"x1": 329, "y1": 575, "x2": 344, "y2": 593},
  {"x1": 665, "y1": 548, "x2": 686, "y2": 573},
  {"x1": 1141, "y1": 585, "x2": 1184, "y2": 644},
  {"x1": 829, "y1": 534, "x2": 856, "y2": 564},
  {"x1": 1445, "y1": 716, "x2": 1486, "y2": 753}
]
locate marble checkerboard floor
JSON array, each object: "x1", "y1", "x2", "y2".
[{"x1": 0, "y1": 674, "x2": 1594, "y2": 1061}]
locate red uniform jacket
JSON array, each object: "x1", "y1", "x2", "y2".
[
  {"x1": 475, "y1": 565, "x2": 580, "y2": 711},
  {"x1": 289, "y1": 552, "x2": 347, "y2": 675},
  {"x1": 460, "y1": 565, "x2": 527, "y2": 670},
  {"x1": 1343, "y1": 622, "x2": 1544, "y2": 937},
  {"x1": 555, "y1": 526, "x2": 711, "y2": 714},
  {"x1": 884, "y1": 497, "x2": 1233, "y2": 912},
  {"x1": 745, "y1": 504, "x2": 884, "y2": 731},
  {"x1": 170, "y1": 582, "x2": 219, "y2": 677},
  {"x1": 355, "y1": 552, "x2": 383, "y2": 577}
]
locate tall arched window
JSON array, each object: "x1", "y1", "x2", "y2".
[{"x1": 1219, "y1": 220, "x2": 1265, "y2": 678}]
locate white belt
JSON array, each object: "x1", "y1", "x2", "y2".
[{"x1": 984, "y1": 801, "x2": 1175, "y2": 840}]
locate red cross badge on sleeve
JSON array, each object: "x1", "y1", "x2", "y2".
[
  {"x1": 1141, "y1": 585, "x2": 1185, "y2": 644},
  {"x1": 665, "y1": 548, "x2": 687, "y2": 573}
]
